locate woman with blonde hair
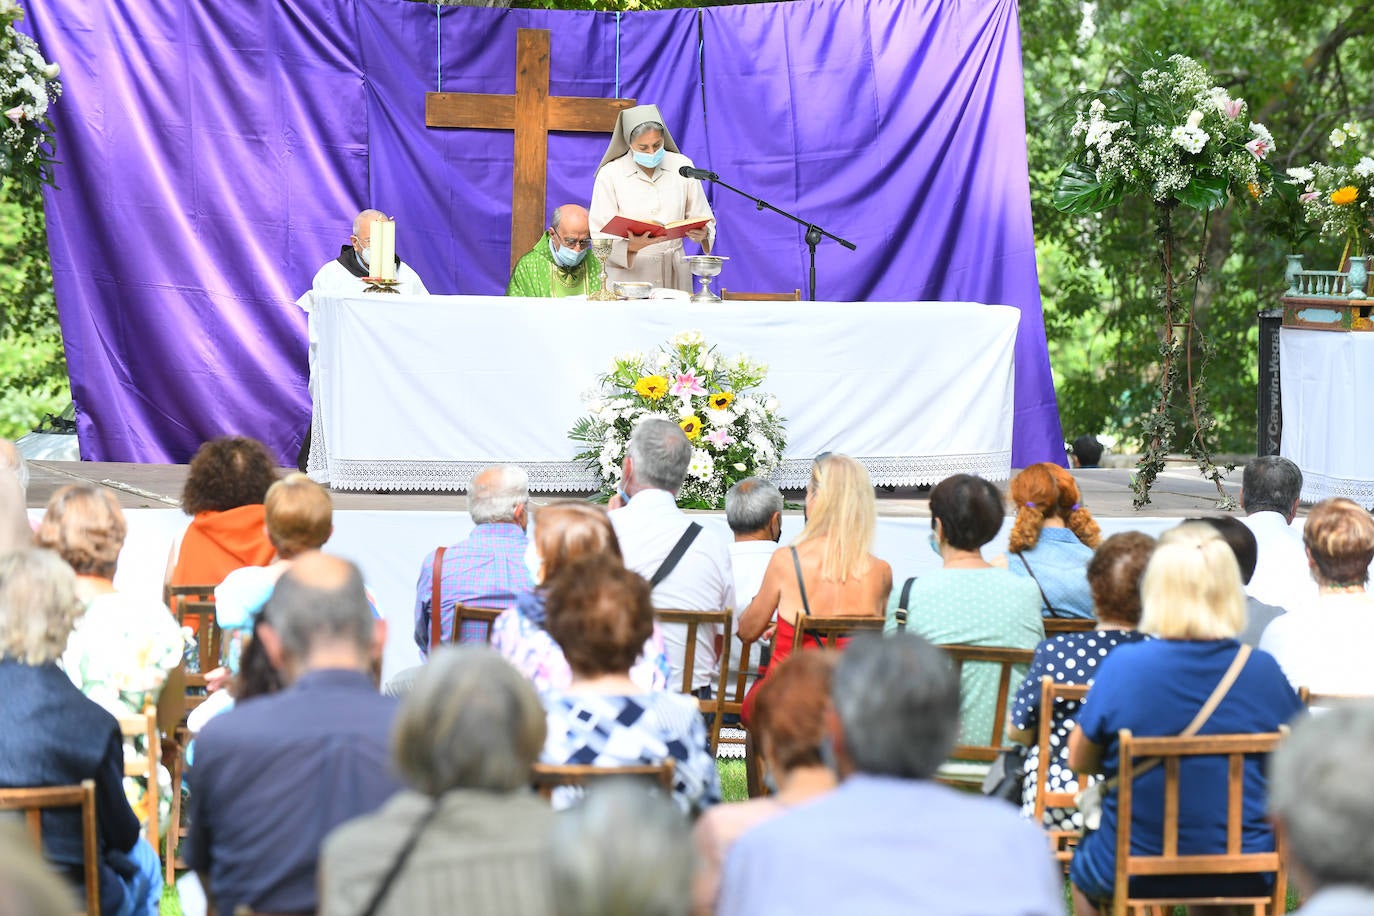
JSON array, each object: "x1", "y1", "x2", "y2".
[
  {"x1": 737, "y1": 454, "x2": 891, "y2": 719},
  {"x1": 1067, "y1": 522, "x2": 1301, "y2": 914},
  {"x1": 1007, "y1": 462, "x2": 1101, "y2": 618}
]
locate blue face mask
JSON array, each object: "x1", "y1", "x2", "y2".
[
  {"x1": 633, "y1": 147, "x2": 666, "y2": 169},
  {"x1": 929, "y1": 531, "x2": 942, "y2": 556},
  {"x1": 549, "y1": 236, "x2": 587, "y2": 268}
]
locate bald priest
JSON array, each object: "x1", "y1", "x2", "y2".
[{"x1": 507, "y1": 204, "x2": 603, "y2": 298}]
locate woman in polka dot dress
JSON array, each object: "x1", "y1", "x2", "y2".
[{"x1": 1008, "y1": 531, "x2": 1154, "y2": 830}]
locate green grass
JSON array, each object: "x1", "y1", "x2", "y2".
[
  {"x1": 160, "y1": 883, "x2": 181, "y2": 915},
  {"x1": 716, "y1": 758, "x2": 748, "y2": 802}
]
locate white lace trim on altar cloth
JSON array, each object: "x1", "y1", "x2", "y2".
[
  {"x1": 312, "y1": 451, "x2": 1012, "y2": 493},
  {"x1": 1301, "y1": 471, "x2": 1374, "y2": 510}
]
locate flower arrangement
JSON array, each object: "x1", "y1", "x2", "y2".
[
  {"x1": 1286, "y1": 122, "x2": 1374, "y2": 257},
  {"x1": 570, "y1": 330, "x2": 788, "y2": 509},
  {"x1": 2, "y1": 1, "x2": 61, "y2": 192}
]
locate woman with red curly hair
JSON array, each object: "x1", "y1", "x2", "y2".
[{"x1": 1007, "y1": 463, "x2": 1101, "y2": 619}]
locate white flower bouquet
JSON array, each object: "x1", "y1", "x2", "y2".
[
  {"x1": 569, "y1": 330, "x2": 788, "y2": 509},
  {"x1": 1286, "y1": 121, "x2": 1374, "y2": 257},
  {"x1": 2, "y1": 1, "x2": 62, "y2": 191}
]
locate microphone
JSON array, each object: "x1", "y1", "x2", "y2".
[{"x1": 679, "y1": 165, "x2": 719, "y2": 181}]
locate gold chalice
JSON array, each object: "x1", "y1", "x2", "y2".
[{"x1": 588, "y1": 238, "x2": 618, "y2": 301}]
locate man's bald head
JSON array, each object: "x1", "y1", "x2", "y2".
[
  {"x1": 550, "y1": 205, "x2": 590, "y2": 244},
  {"x1": 352, "y1": 209, "x2": 387, "y2": 242},
  {"x1": 264, "y1": 551, "x2": 373, "y2": 661},
  {"x1": 0, "y1": 440, "x2": 27, "y2": 492}
]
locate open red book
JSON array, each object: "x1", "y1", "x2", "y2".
[{"x1": 599, "y1": 215, "x2": 711, "y2": 240}]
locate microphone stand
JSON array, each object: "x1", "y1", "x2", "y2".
[{"x1": 694, "y1": 172, "x2": 856, "y2": 302}]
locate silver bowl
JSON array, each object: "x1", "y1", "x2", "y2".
[{"x1": 614, "y1": 281, "x2": 654, "y2": 300}]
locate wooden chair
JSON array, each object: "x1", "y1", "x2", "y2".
[
  {"x1": 1032, "y1": 676, "x2": 1091, "y2": 867},
  {"x1": 654, "y1": 609, "x2": 733, "y2": 753},
  {"x1": 789, "y1": 614, "x2": 886, "y2": 653},
  {"x1": 0, "y1": 780, "x2": 101, "y2": 916},
  {"x1": 938, "y1": 644, "x2": 1035, "y2": 785},
  {"x1": 720, "y1": 288, "x2": 802, "y2": 301},
  {"x1": 530, "y1": 759, "x2": 677, "y2": 801},
  {"x1": 1044, "y1": 617, "x2": 1097, "y2": 635},
  {"x1": 163, "y1": 726, "x2": 191, "y2": 885},
  {"x1": 1298, "y1": 686, "x2": 1371, "y2": 708},
  {"x1": 165, "y1": 586, "x2": 221, "y2": 710},
  {"x1": 115, "y1": 708, "x2": 160, "y2": 856},
  {"x1": 450, "y1": 603, "x2": 503, "y2": 645},
  {"x1": 1108, "y1": 728, "x2": 1289, "y2": 916},
  {"x1": 718, "y1": 635, "x2": 767, "y2": 797}
]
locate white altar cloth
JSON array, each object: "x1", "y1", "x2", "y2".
[
  {"x1": 1280, "y1": 328, "x2": 1374, "y2": 507},
  {"x1": 307, "y1": 295, "x2": 1019, "y2": 492}
]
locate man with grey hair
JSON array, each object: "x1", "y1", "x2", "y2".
[
  {"x1": 414, "y1": 464, "x2": 533, "y2": 654},
  {"x1": 610, "y1": 418, "x2": 734, "y2": 692},
  {"x1": 725, "y1": 477, "x2": 783, "y2": 691},
  {"x1": 719, "y1": 634, "x2": 1061, "y2": 915},
  {"x1": 186, "y1": 553, "x2": 400, "y2": 916},
  {"x1": 1270, "y1": 702, "x2": 1374, "y2": 914},
  {"x1": 1240, "y1": 456, "x2": 1315, "y2": 611},
  {"x1": 506, "y1": 204, "x2": 604, "y2": 298}
]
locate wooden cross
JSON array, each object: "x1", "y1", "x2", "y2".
[{"x1": 426, "y1": 28, "x2": 636, "y2": 272}]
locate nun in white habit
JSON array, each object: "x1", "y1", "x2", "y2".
[{"x1": 589, "y1": 104, "x2": 716, "y2": 293}]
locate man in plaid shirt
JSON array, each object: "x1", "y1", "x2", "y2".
[{"x1": 414, "y1": 465, "x2": 533, "y2": 654}]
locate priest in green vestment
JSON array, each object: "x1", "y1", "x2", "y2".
[{"x1": 506, "y1": 204, "x2": 603, "y2": 298}]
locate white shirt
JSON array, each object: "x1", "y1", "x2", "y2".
[
  {"x1": 1241, "y1": 511, "x2": 1317, "y2": 612},
  {"x1": 728, "y1": 539, "x2": 777, "y2": 692},
  {"x1": 1259, "y1": 591, "x2": 1374, "y2": 695},
  {"x1": 610, "y1": 489, "x2": 735, "y2": 690}
]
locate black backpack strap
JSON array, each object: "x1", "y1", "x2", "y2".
[
  {"x1": 650, "y1": 522, "x2": 702, "y2": 588},
  {"x1": 894, "y1": 576, "x2": 917, "y2": 631}
]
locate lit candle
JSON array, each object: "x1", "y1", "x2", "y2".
[{"x1": 378, "y1": 219, "x2": 396, "y2": 281}]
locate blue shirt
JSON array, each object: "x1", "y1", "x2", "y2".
[
  {"x1": 414, "y1": 522, "x2": 532, "y2": 652},
  {"x1": 718, "y1": 774, "x2": 1062, "y2": 915},
  {"x1": 1009, "y1": 527, "x2": 1096, "y2": 618},
  {"x1": 185, "y1": 669, "x2": 401, "y2": 915},
  {"x1": 1069, "y1": 639, "x2": 1303, "y2": 900}
]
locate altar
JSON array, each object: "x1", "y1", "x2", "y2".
[
  {"x1": 306, "y1": 294, "x2": 1020, "y2": 492},
  {"x1": 1280, "y1": 328, "x2": 1374, "y2": 508}
]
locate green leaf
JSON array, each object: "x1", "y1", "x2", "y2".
[
  {"x1": 1053, "y1": 162, "x2": 1122, "y2": 214},
  {"x1": 1175, "y1": 175, "x2": 1229, "y2": 212}
]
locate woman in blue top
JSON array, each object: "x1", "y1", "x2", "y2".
[
  {"x1": 1067, "y1": 522, "x2": 1303, "y2": 915},
  {"x1": 1008, "y1": 463, "x2": 1101, "y2": 618}
]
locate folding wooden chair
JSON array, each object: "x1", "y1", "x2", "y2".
[
  {"x1": 1032, "y1": 676, "x2": 1091, "y2": 867},
  {"x1": 0, "y1": 780, "x2": 101, "y2": 916},
  {"x1": 720, "y1": 288, "x2": 803, "y2": 301},
  {"x1": 654, "y1": 609, "x2": 733, "y2": 754},
  {"x1": 115, "y1": 708, "x2": 160, "y2": 856},
  {"x1": 530, "y1": 759, "x2": 677, "y2": 801},
  {"x1": 789, "y1": 614, "x2": 886, "y2": 653},
  {"x1": 1044, "y1": 617, "x2": 1097, "y2": 636},
  {"x1": 937, "y1": 644, "x2": 1035, "y2": 786},
  {"x1": 1109, "y1": 728, "x2": 1289, "y2": 916}
]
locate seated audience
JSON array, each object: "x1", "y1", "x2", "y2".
[
  {"x1": 186, "y1": 553, "x2": 401, "y2": 916},
  {"x1": 491, "y1": 500, "x2": 670, "y2": 694},
  {"x1": 166, "y1": 435, "x2": 279, "y2": 588},
  {"x1": 718, "y1": 633, "x2": 1061, "y2": 914},
  {"x1": 737, "y1": 453, "x2": 890, "y2": 721},
  {"x1": 320, "y1": 647, "x2": 555, "y2": 916},
  {"x1": 1008, "y1": 531, "x2": 1153, "y2": 830},
  {"x1": 724, "y1": 477, "x2": 783, "y2": 694},
  {"x1": 1070, "y1": 434, "x2": 1104, "y2": 469},
  {"x1": 1240, "y1": 455, "x2": 1316, "y2": 611},
  {"x1": 540, "y1": 555, "x2": 720, "y2": 814},
  {"x1": 1260, "y1": 498, "x2": 1374, "y2": 696},
  {"x1": 414, "y1": 464, "x2": 532, "y2": 654},
  {"x1": 692, "y1": 653, "x2": 838, "y2": 914},
  {"x1": 0, "y1": 549, "x2": 162, "y2": 915},
  {"x1": 610, "y1": 418, "x2": 735, "y2": 694},
  {"x1": 0, "y1": 821, "x2": 79, "y2": 916},
  {"x1": 550, "y1": 782, "x2": 694, "y2": 916},
  {"x1": 1193, "y1": 515, "x2": 1286, "y2": 645},
  {"x1": 1007, "y1": 462, "x2": 1101, "y2": 618},
  {"x1": 1068, "y1": 522, "x2": 1303, "y2": 914},
  {"x1": 37, "y1": 485, "x2": 184, "y2": 828},
  {"x1": 887, "y1": 474, "x2": 1044, "y2": 760},
  {"x1": 1270, "y1": 701, "x2": 1374, "y2": 915}
]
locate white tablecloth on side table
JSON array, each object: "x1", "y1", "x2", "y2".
[
  {"x1": 1280, "y1": 328, "x2": 1374, "y2": 507},
  {"x1": 307, "y1": 295, "x2": 1019, "y2": 491}
]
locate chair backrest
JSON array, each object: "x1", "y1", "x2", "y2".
[
  {"x1": 1034, "y1": 676, "x2": 1091, "y2": 864},
  {"x1": 940, "y1": 644, "x2": 1035, "y2": 762},
  {"x1": 1298, "y1": 685, "x2": 1372, "y2": 708},
  {"x1": 1112, "y1": 728, "x2": 1289, "y2": 916},
  {"x1": 530, "y1": 759, "x2": 677, "y2": 801},
  {"x1": 1044, "y1": 617, "x2": 1097, "y2": 635},
  {"x1": 448, "y1": 604, "x2": 503, "y2": 645},
  {"x1": 115, "y1": 708, "x2": 160, "y2": 853},
  {"x1": 653, "y1": 609, "x2": 733, "y2": 753},
  {"x1": 0, "y1": 780, "x2": 100, "y2": 916},
  {"x1": 719, "y1": 288, "x2": 802, "y2": 301},
  {"x1": 789, "y1": 614, "x2": 886, "y2": 653},
  {"x1": 165, "y1": 586, "x2": 221, "y2": 687}
]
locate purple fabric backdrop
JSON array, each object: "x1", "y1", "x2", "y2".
[{"x1": 25, "y1": 0, "x2": 1062, "y2": 467}]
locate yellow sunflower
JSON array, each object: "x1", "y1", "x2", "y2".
[
  {"x1": 679, "y1": 415, "x2": 702, "y2": 439},
  {"x1": 709, "y1": 391, "x2": 734, "y2": 410},
  {"x1": 634, "y1": 375, "x2": 669, "y2": 400},
  {"x1": 1331, "y1": 185, "x2": 1360, "y2": 206}
]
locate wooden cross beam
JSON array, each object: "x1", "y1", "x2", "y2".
[{"x1": 425, "y1": 28, "x2": 636, "y2": 273}]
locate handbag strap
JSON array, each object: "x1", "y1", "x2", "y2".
[
  {"x1": 355, "y1": 800, "x2": 442, "y2": 916},
  {"x1": 650, "y1": 523, "x2": 701, "y2": 587},
  {"x1": 429, "y1": 546, "x2": 447, "y2": 651},
  {"x1": 893, "y1": 576, "x2": 917, "y2": 631},
  {"x1": 789, "y1": 546, "x2": 812, "y2": 616},
  {"x1": 1016, "y1": 552, "x2": 1058, "y2": 616}
]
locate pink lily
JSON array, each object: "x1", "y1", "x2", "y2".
[
  {"x1": 1222, "y1": 98, "x2": 1244, "y2": 120},
  {"x1": 670, "y1": 372, "x2": 706, "y2": 397},
  {"x1": 704, "y1": 428, "x2": 735, "y2": 449},
  {"x1": 4, "y1": 107, "x2": 24, "y2": 124},
  {"x1": 1300, "y1": 191, "x2": 1320, "y2": 202},
  {"x1": 1245, "y1": 137, "x2": 1271, "y2": 161}
]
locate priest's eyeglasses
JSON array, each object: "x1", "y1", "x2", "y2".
[{"x1": 554, "y1": 229, "x2": 594, "y2": 250}]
